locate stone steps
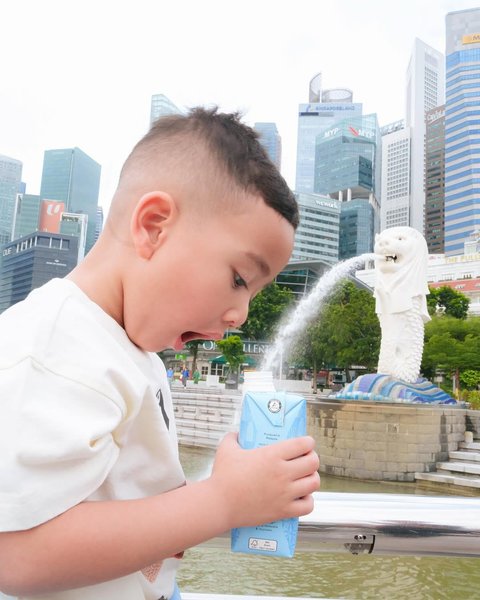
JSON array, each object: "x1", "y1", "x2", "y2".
[
  {"x1": 172, "y1": 390, "x2": 240, "y2": 448},
  {"x1": 449, "y1": 450, "x2": 480, "y2": 462},
  {"x1": 459, "y1": 441, "x2": 480, "y2": 451},
  {"x1": 415, "y1": 471, "x2": 480, "y2": 489},
  {"x1": 437, "y1": 461, "x2": 480, "y2": 475},
  {"x1": 415, "y1": 432, "x2": 480, "y2": 491}
]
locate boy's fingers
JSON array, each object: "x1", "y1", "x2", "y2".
[
  {"x1": 219, "y1": 431, "x2": 239, "y2": 448},
  {"x1": 287, "y1": 450, "x2": 320, "y2": 479},
  {"x1": 273, "y1": 436, "x2": 316, "y2": 460}
]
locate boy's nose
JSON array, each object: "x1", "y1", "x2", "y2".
[{"x1": 222, "y1": 302, "x2": 249, "y2": 329}]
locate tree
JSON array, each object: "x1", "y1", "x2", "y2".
[
  {"x1": 422, "y1": 316, "x2": 480, "y2": 390},
  {"x1": 427, "y1": 286, "x2": 470, "y2": 319},
  {"x1": 185, "y1": 340, "x2": 201, "y2": 374},
  {"x1": 216, "y1": 335, "x2": 245, "y2": 389},
  {"x1": 241, "y1": 282, "x2": 294, "y2": 340},
  {"x1": 460, "y1": 369, "x2": 480, "y2": 390},
  {"x1": 293, "y1": 281, "x2": 381, "y2": 379}
]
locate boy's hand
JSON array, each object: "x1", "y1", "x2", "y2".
[{"x1": 210, "y1": 432, "x2": 320, "y2": 530}]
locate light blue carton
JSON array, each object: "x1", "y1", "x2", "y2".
[{"x1": 231, "y1": 390, "x2": 306, "y2": 557}]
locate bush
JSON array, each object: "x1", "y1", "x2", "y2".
[{"x1": 465, "y1": 390, "x2": 480, "y2": 410}]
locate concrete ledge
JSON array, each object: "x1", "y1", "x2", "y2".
[{"x1": 309, "y1": 401, "x2": 467, "y2": 481}]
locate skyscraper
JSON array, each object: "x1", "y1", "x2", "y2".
[
  {"x1": 405, "y1": 38, "x2": 445, "y2": 234},
  {"x1": 424, "y1": 105, "x2": 446, "y2": 253},
  {"x1": 291, "y1": 192, "x2": 340, "y2": 263},
  {"x1": 40, "y1": 147, "x2": 101, "y2": 254},
  {"x1": 444, "y1": 8, "x2": 480, "y2": 255},
  {"x1": 0, "y1": 154, "x2": 23, "y2": 245},
  {"x1": 380, "y1": 120, "x2": 412, "y2": 230},
  {"x1": 11, "y1": 194, "x2": 41, "y2": 241},
  {"x1": 313, "y1": 113, "x2": 381, "y2": 258},
  {"x1": 95, "y1": 206, "x2": 104, "y2": 243},
  {"x1": 254, "y1": 122, "x2": 282, "y2": 170},
  {"x1": 295, "y1": 73, "x2": 362, "y2": 193},
  {"x1": 150, "y1": 94, "x2": 183, "y2": 127}
]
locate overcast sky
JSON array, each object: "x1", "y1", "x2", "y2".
[{"x1": 1, "y1": 0, "x2": 479, "y2": 214}]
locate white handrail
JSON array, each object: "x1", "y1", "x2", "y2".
[{"x1": 200, "y1": 492, "x2": 480, "y2": 557}]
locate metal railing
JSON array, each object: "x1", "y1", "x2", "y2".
[{"x1": 201, "y1": 491, "x2": 480, "y2": 558}]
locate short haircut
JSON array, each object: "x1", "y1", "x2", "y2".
[{"x1": 119, "y1": 106, "x2": 299, "y2": 228}]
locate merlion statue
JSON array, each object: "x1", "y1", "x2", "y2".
[{"x1": 374, "y1": 226, "x2": 430, "y2": 383}]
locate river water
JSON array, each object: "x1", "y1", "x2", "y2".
[{"x1": 177, "y1": 445, "x2": 480, "y2": 600}]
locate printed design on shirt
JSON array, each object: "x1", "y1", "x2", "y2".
[
  {"x1": 141, "y1": 560, "x2": 163, "y2": 582},
  {"x1": 156, "y1": 388, "x2": 170, "y2": 429}
]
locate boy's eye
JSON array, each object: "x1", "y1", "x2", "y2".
[{"x1": 233, "y1": 273, "x2": 247, "y2": 289}]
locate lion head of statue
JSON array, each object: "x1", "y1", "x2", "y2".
[{"x1": 373, "y1": 226, "x2": 430, "y2": 320}]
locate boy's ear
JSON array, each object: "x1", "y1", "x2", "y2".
[{"x1": 130, "y1": 191, "x2": 177, "y2": 259}]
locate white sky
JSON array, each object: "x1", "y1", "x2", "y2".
[{"x1": 1, "y1": 0, "x2": 479, "y2": 214}]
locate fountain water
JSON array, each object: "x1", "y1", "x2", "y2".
[{"x1": 262, "y1": 253, "x2": 375, "y2": 373}]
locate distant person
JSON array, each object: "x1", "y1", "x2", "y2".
[
  {"x1": 167, "y1": 366, "x2": 174, "y2": 388},
  {"x1": 181, "y1": 367, "x2": 189, "y2": 388},
  {"x1": 0, "y1": 107, "x2": 319, "y2": 599},
  {"x1": 193, "y1": 369, "x2": 201, "y2": 384}
]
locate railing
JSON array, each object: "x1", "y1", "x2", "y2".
[{"x1": 201, "y1": 491, "x2": 480, "y2": 558}]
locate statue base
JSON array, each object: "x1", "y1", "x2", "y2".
[{"x1": 333, "y1": 373, "x2": 460, "y2": 405}]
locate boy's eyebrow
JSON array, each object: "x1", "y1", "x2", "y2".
[{"x1": 246, "y1": 252, "x2": 270, "y2": 277}]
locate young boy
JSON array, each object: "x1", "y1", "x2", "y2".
[{"x1": 0, "y1": 108, "x2": 320, "y2": 599}]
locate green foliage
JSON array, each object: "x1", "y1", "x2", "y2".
[
  {"x1": 427, "y1": 286, "x2": 470, "y2": 319},
  {"x1": 422, "y1": 316, "x2": 480, "y2": 382},
  {"x1": 292, "y1": 281, "x2": 381, "y2": 374},
  {"x1": 216, "y1": 335, "x2": 245, "y2": 370},
  {"x1": 464, "y1": 390, "x2": 480, "y2": 409},
  {"x1": 459, "y1": 369, "x2": 480, "y2": 390},
  {"x1": 241, "y1": 282, "x2": 294, "y2": 340}
]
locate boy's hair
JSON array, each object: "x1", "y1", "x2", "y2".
[{"x1": 119, "y1": 106, "x2": 299, "y2": 228}]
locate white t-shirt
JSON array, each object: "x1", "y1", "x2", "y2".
[{"x1": 0, "y1": 278, "x2": 186, "y2": 600}]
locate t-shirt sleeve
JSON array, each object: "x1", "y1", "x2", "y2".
[{"x1": 0, "y1": 358, "x2": 124, "y2": 532}]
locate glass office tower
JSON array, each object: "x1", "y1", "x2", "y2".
[
  {"x1": 313, "y1": 114, "x2": 381, "y2": 259},
  {"x1": 295, "y1": 73, "x2": 362, "y2": 193},
  {"x1": 150, "y1": 94, "x2": 183, "y2": 127},
  {"x1": 254, "y1": 122, "x2": 282, "y2": 170},
  {"x1": 444, "y1": 9, "x2": 480, "y2": 255},
  {"x1": 425, "y1": 106, "x2": 446, "y2": 253},
  {"x1": 0, "y1": 154, "x2": 23, "y2": 245},
  {"x1": 291, "y1": 192, "x2": 340, "y2": 264},
  {"x1": 40, "y1": 147, "x2": 101, "y2": 254}
]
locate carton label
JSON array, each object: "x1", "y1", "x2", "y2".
[{"x1": 248, "y1": 537, "x2": 278, "y2": 552}]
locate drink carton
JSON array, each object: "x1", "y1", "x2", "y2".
[{"x1": 231, "y1": 390, "x2": 306, "y2": 557}]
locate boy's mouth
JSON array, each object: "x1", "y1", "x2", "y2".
[{"x1": 174, "y1": 331, "x2": 224, "y2": 349}]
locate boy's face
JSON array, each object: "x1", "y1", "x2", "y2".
[{"x1": 123, "y1": 195, "x2": 295, "y2": 352}]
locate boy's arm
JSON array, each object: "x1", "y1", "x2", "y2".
[{"x1": 0, "y1": 433, "x2": 319, "y2": 596}]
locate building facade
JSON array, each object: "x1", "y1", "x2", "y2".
[
  {"x1": 11, "y1": 194, "x2": 41, "y2": 241},
  {"x1": 380, "y1": 120, "x2": 411, "y2": 230},
  {"x1": 0, "y1": 232, "x2": 78, "y2": 313},
  {"x1": 95, "y1": 206, "x2": 104, "y2": 243},
  {"x1": 0, "y1": 154, "x2": 23, "y2": 245},
  {"x1": 150, "y1": 94, "x2": 183, "y2": 127},
  {"x1": 425, "y1": 105, "x2": 446, "y2": 253},
  {"x1": 295, "y1": 73, "x2": 362, "y2": 193},
  {"x1": 313, "y1": 113, "x2": 381, "y2": 257},
  {"x1": 405, "y1": 38, "x2": 445, "y2": 235},
  {"x1": 339, "y1": 199, "x2": 375, "y2": 260},
  {"x1": 291, "y1": 192, "x2": 340, "y2": 263},
  {"x1": 444, "y1": 8, "x2": 480, "y2": 256},
  {"x1": 254, "y1": 122, "x2": 282, "y2": 170},
  {"x1": 40, "y1": 147, "x2": 101, "y2": 254}
]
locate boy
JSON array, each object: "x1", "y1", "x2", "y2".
[{"x1": 0, "y1": 108, "x2": 320, "y2": 599}]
